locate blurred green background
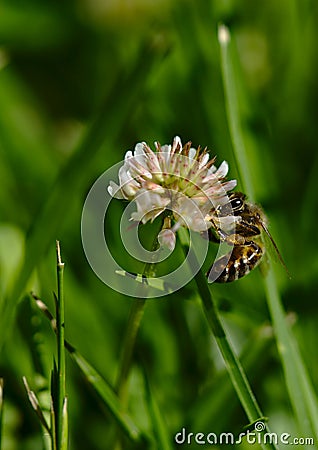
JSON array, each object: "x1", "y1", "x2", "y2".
[{"x1": 0, "y1": 0, "x2": 317, "y2": 448}]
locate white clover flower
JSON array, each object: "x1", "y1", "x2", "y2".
[
  {"x1": 108, "y1": 136, "x2": 238, "y2": 238},
  {"x1": 158, "y1": 228, "x2": 176, "y2": 251}
]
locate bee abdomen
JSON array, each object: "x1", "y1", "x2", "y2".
[{"x1": 207, "y1": 241, "x2": 263, "y2": 283}]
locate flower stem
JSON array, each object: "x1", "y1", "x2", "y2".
[
  {"x1": 115, "y1": 298, "x2": 146, "y2": 404},
  {"x1": 178, "y1": 228, "x2": 277, "y2": 450},
  {"x1": 113, "y1": 297, "x2": 146, "y2": 450},
  {"x1": 114, "y1": 237, "x2": 161, "y2": 450},
  {"x1": 195, "y1": 268, "x2": 262, "y2": 420},
  {"x1": 115, "y1": 236, "x2": 161, "y2": 405}
]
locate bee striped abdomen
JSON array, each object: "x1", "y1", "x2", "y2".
[{"x1": 208, "y1": 241, "x2": 263, "y2": 283}]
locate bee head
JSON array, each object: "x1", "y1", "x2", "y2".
[{"x1": 217, "y1": 192, "x2": 246, "y2": 217}]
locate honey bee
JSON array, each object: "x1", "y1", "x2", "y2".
[{"x1": 207, "y1": 192, "x2": 287, "y2": 283}]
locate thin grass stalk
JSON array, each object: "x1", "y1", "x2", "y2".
[
  {"x1": 56, "y1": 241, "x2": 67, "y2": 449},
  {"x1": 178, "y1": 228, "x2": 276, "y2": 450},
  {"x1": 218, "y1": 22, "x2": 318, "y2": 441}
]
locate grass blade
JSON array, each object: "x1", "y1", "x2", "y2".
[
  {"x1": 70, "y1": 349, "x2": 146, "y2": 444},
  {"x1": 218, "y1": 24, "x2": 255, "y2": 200},
  {"x1": 218, "y1": 22, "x2": 318, "y2": 441},
  {"x1": 61, "y1": 398, "x2": 68, "y2": 450},
  {"x1": 143, "y1": 370, "x2": 173, "y2": 450},
  {"x1": 50, "y1": 395, "x2": 57, "y2": 450},
  {"x1": 191, "y1": 325, "x2": 274, "y2": 431},
  {"x1": 22, "y1": 376, "x2": 51, "y2": 435},
  {"x1": 264, "y1": 270, "x2": 318, "y2": 439}
]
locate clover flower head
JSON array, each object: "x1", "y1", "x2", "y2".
[{"x1": 108, "y1": 136, "x2": 238, "y2": 241}]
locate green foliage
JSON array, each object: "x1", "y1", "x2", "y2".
[{"x1": 0, "y1": 0, "x2": 317, "y2": 449}]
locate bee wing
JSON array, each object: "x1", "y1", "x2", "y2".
[{"x1": 260, "y1": 222, "x2": 291, "y2": 279}]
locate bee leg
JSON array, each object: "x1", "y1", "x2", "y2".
[
  {"x1": 207, "y1": 228, "x2": 221, "y2": 243},
  {"x1": 209, "y1": 218, "x2": 230, "y2": 242},
  {"x1": 210, "y1": 227, "x2": 245, "y2": 245},
  {"x1": 223, "y1": 233, "x2": 245, "y2": 245}
]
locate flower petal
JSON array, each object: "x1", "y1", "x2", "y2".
[
  {"x1": 107, "y1": 181, "x2": 125, "y2": 199},
  {"x1": 158, "y1": 229, "x2": 176, "y2": 251},
  {"x1": 215, "y1": 160, "x2": 229, "y2": 178}
]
